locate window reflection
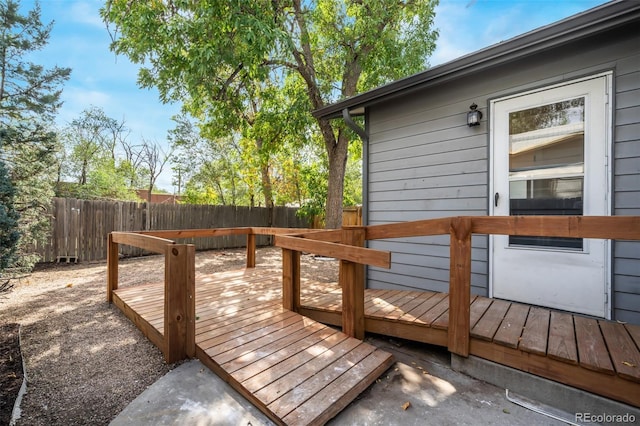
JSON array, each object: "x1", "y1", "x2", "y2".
[{"x1": 508, "y1": 98, "x2": 585, "y2": 250}]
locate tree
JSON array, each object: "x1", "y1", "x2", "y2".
[
  {"x1": 64, "y1": 106, "x2": 126, "y2": 186},
  {"x1": 102, "y1": 0, "x2": 438, "y2": 228},
  {"x1": 170, "y1": 114, "x2": 258, "y2": 206},
  {"x1": 60, "y1": 106, "x2": 140, "y2": 201},
  {"x1": 0, "y1": 160, "x2": 19, "y2": 274},
  {"x1": 139, "y1": 138, "x2": 171, "y2": 204},
  {"x1": 0, "y1": 0, "x2": 70, "y2": 273}
]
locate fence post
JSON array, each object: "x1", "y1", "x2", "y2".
[
  {"x1": 282, "y1": 248, "x2": 301, "y2": 312},
  {"x1": 246, "y1": 232, "x2": 256, "y2": 268},
  {"x1": 164, "y1": 244, "x2": 196, "y2": 363},
  {"x1": 449, "y1": 217, "x2": 472, "y2": 357},
  {"x1": 340, "y1": 226, "x2": 366, "y2": 340},
  {"x1": 106, "y1": 233, "x2": 118, "y2": 303}
]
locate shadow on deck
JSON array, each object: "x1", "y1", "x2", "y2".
[{"x1": 113, "y1": 267, "x2": 394, "y2": 426}]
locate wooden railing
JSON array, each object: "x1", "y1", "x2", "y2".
[
  {"x1": 275, "y1": 227, "x2": 391, "y2": 340},
  {"x1": 274, "y1": 216, "x2": 640, "y2": 358},
  {"x1": 106, "y1": 227, "x2": 315, "y2": 363},
  {"x1": 106, "y1": 217, "x2": 639, "y2": 362}
]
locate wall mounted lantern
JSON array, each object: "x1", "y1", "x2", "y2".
[{"x1": 467, "y1": 103, "x2": 482, "y2": 127}]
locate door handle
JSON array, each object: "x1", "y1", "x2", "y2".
[{"x1": 494, "y1": 192, "x2": 499, "y2": 207}]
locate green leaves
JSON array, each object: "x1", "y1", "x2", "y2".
[
  {"x1": 103, "y1": 0, "x2": 439, "y2": 226},
  {"x1": 0, "y1": 160, "x2": 20, "y2": 272}
]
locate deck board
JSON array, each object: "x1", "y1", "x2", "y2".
[
  {"x1": 471, "y1": 299, "x2": 511, "y2": 341},
  {"x1": 626, "y1": 323, "x2": 640, "y2": 349},
  {"x1": 417, "y1": 296, "x2": 450, "y2": 326},
  {"x1": 599, "y1": 321, "x2": 640, "y2": 383},
  {"x1": 252, "y1": 337, "x2": 361, "y2": 403},
  {"x1": 399, "y1": 292, "x2": 446, "y2": 324},
  {"x1": 281, "y1": 349, "x2": 393, "y2": 426},
  {"x1": 387, "y1": 291, "x2": 437, "y2": 321},
  {"x1": 469, "y1": 297, "x2": 493, "y2": 330},
  {"x1": 113, "y1": 267, "x2": 640, "y2": 414},
  {"x1": 547, "y1": 311, "x2": 578, "y2": 364},
  {"x1": 493, "y1": 303, "x2": 529, "y2": 349},
  {"x1": 519, "y1": 307, "x2": 550, "y2": 356},
  {"x1": 268, "y1": 342, "x2": 376, "y2": 419},
  {"x1": 228, "y1": 327, "x2": 337, "y2": 381},
  {"x1": 574, "y1": 316, "x2": 614, "y2": 375},
  {"x1": 113, "y1": 268, "x2": 394, "y2": 426}
]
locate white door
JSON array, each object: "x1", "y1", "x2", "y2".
[{"x1": 490, "y1": 74, "x2": 611, "y2": 318}]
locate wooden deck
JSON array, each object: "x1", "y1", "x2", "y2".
[
  {"x1": 113, "y1": 267, "x2": 640, "y2": 411},
  {"x1": 298, "y1": 278, "x2": 640, "y2": 408},
  {"x1": 108, "y1": 217, "x2": 640, "y2": 419},
  {"x1": 112, "y1": 268, "x2": 394, "y2": 426}
]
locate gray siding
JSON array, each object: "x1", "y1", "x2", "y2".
[
  {"x1": 365, "y1": 23, "x2": 640, "y2": 323},
  {"x1": 613, "y1": 50, "x2": 640, "y2": 324},
  {"x1": 367, "y1": 82, "x2": 489, "y2": 295}
]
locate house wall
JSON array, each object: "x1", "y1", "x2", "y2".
[{"x1": 365, "y1": 22, "x2": 640, "y2": 322}]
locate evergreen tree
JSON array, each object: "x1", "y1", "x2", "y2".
[
  {"x1": 0, "y1": 159, "x2": 19, "y2": 273},
  {"x1": 0, "y1": 0, "x2": 70, "y2": 273}
]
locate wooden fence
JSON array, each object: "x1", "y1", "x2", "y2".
[
  {"x1": 311, "y1": 206, "x2": 362, "y2": 228},
  {"x1": 35, "y1": 198, "x2": 310, "y2": 263}
]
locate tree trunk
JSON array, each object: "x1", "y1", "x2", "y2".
[
  {"x1": 261, "y1": 163, "x2": 273, "y2": 207},
  {"x1": 324, "y1": 128, "x2": 349, "y2": 229},
  {"x1": 256, "y1": 137, "x2": 273, "y2": 207}
]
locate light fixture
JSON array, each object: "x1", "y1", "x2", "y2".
[{"x1": 467, "y1": 103, "x2": 482, "y2": 127}]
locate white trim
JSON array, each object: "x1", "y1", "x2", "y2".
[{"x1": 604, "y1": 72, "x2": 613, "y2": 319}]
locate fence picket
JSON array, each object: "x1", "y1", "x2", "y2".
[{"x1": 35, "y1": 198, "x2": 311, "y2": 263}]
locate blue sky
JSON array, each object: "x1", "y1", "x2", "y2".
[{"x1": 23, "y1": 0, "x2": 608, "y2": 192}]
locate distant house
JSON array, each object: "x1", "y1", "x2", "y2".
[
  {"x1": 135, "y1": 190, "x2": 183, "y2": 204},
  {"x1": 314, "y1": 1, "x2": 640, "y2": 323}
]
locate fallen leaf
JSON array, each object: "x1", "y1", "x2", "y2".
[
  {"x1": 401, "y1": 402, "x2": 411, "y2": 411},
  {"x1": 503, "y1": 408, "x2": 510, "y2": 414},
  {"x1": 66, "y1": 283, "x2": 73, "y2": 288},
  {"x1": 622, "y1": 361, "x2": 636, "y2": 368}
]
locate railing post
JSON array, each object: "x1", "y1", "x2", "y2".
[
  {"x1": 449, "y1": 217, "x2": 472, "y2": 357},
  {"x1": 164, "y1": 244, "x2": 196, "y2": 363},
  {"x1": 246, "y1": 232, "x2": 256, "y2": 268},
  {"x1": 282, "y1": 248, "x2": 301, "y2": 311},
  {"x1": 340, "y1": 226, "x2": 366, "y2": 340},
  {"x1": 107, "y1": 233, "x2": 118, "y2": 303}
]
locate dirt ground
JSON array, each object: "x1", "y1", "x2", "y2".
[{"x1": 0, "y1": 246, "x2": 338, "y2": 426}]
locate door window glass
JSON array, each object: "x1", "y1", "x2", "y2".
[{"x1": 508, "y1": 97, "x2": 585, "y2": 249}]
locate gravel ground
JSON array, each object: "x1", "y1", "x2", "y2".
[{"x1": 0, "y1": 246, "x2": 337, "y2": 426}]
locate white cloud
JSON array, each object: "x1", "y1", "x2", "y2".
[
  {"x1": 431, "y1": 1, "x2": 475, "y2": 65},
  {"x1": 69, "y1": 1, "x2": 105, "y2": 28}
]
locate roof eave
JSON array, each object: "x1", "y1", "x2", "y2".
[{"x1": 313, "y1": 0, "x2": 640, "y2": 120}]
